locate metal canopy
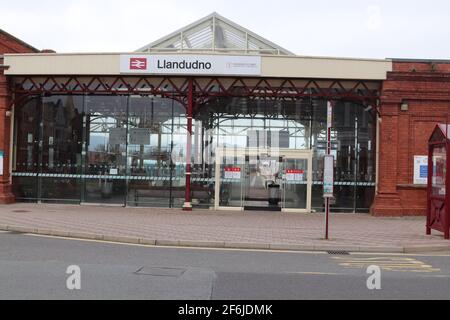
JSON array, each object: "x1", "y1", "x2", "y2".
[{"x1": 137, "y1": 12, "x2": 294, "y2": 56}]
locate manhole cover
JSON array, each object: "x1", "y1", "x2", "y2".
[
  {"x1": 327, "y1": 251, "x2": 350, "y2": 255},
  {"x1": 134, "y1": 267, "x2": 186, "y2": 277}
]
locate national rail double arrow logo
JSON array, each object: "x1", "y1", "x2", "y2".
[{"x1": 130, "y1": 58, "x2": 147, "y2": 70}]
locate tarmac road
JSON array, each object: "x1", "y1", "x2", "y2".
[{"x1": 1, "y1": 230, "x2": 450, "y2": 300}]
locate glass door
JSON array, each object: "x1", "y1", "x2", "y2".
[{"x1": 243, "y1": 155, "x2": 283, "y2": 211}]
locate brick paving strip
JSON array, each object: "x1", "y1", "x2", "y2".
[{"x1": 0, "y1": 203, "x2": 449, "y2": 253}]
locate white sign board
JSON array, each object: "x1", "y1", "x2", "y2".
[
  {"x1": 327, "y1": 101, "x2": 333, "y2": 129},
  {"x1": 414, "y1": 155, "x2": 428, "y2": 185},
  {"x1": 0, "y1": 151, "x2": 3, "y2": 176},
  {"x1": 120, "y1": 55, "x2": 262, "y2": 76},
  {"x1": 224, "y1": 167, "x2": 241, "y2": 180},
  {"x1": 286, "y1": 169, "x2": 305, "y2": 182},
  {"x1": 323, "y1": 155, "x2": 334, "y2": 197}
]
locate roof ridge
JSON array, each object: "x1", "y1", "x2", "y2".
[{"x1": 136, "y1": 12, "x2": 294, "y2": 55}]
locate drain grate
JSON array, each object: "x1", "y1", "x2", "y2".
[
  {"x1": 327, "y1": 251, "x2": 350, "y2": 255},
  {"x1": 12, "y1": 210, "x2": 31, "y2": 213},
  {"x1": 134, "y1": 267, "x2": 186, "y2": 278}
]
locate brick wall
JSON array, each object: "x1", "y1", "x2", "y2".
[
  {"x1": 0, "y1": 30, "x2": 37, "y2": 204},
  {"x1": 371, "y1": 60, "x2": 450, "y2": 216}
]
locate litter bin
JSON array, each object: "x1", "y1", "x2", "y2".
[{"x1": 268, "y1": 184, "x2": 281, "y2": 205}]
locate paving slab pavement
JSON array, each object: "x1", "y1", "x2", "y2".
[{"x1": 0, "y1": 203, "x2": 449, "y2": 253}]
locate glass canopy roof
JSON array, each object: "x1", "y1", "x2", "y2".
[{"x1": 137, "y1": 12, "x2": 294, "y2": 56}]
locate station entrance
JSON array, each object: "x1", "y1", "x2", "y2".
[{"x1": 9, "y1": 74, "x2": 379, "y2": 213}]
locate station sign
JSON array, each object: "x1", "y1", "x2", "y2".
[
  {"x1": 327, "y1": 101, "x2": 333, "y2": 129},
  {"x1": 120, "y1": 54, "x2": 262, "y2": 76},
  {"x1": 323, "y1": 155, "x2": 334, "y2": 198}
]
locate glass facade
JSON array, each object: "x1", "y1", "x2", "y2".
[{"x1": 12, "y1": 94, "x2": 376, "y2": 212}]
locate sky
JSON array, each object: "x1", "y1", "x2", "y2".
[{"x1": 1, "y1": 0, "x2": 450, "y2": 59}]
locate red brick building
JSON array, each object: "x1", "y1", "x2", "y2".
[
  {"x1": 0, "y1": 15, "x2": 449, "y2": 216},
  {"x1": 0, "y1": 30, "x2": 38, "y2": 204},
  {"x1": 371, "y1": 60, "x2": 450, "y2": 216}
]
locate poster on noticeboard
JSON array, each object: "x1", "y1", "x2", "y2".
[{"x1": 0, "y1": 151, "x2": 3, "y2": 176}]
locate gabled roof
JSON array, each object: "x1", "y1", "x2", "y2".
[
  {"x1": 0, "y1": 28, "x2": 39, "y2": 53},
  {"x1": 137, "y1": 12, "x2": 294, "y2": 56},
  {"x1": 430, "y1": 124, "x2": 450, "y2": 143}
]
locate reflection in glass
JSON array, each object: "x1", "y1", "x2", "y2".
[
  {"x1": 84, "y1": 96, "x2": 128, "y2": 205},
  {"x1": 127, "y1": 96, "x2": 186, "y2": 208}
]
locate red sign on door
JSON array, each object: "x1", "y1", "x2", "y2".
[
  {"x1": 224, "y1": 167, "x2": 241, "y2": 179},
  {"x1": 286, "y1": 169, "x2": 304, "y2": 174},
  {"x1": 286, "y1": 169, "x2": 305, "y2": 182}
]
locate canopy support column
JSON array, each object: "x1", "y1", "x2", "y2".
[{"x1": 183, "y1": 79, "x2": 194, "y2": 211}]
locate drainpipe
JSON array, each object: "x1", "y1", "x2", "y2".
[{"x1": 375, "y1": 109, "x2": 381, "y2": 194}]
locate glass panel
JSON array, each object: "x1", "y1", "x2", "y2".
[
  {"x1": 168, "y1": 102, "x2": 187, "y2": 208},
  {"x1": 355, "y1": 187, "x2": 375, "y2": 213},
  {"x1": 39, "y1": 96, "x2": 83, "y2": 203},
  {"x1": 355, "y1": 105, "x2": 376, "y2": 211},
  {"x1": 84, "y1": 96, "x2": 128, "y2": 205},
  {"x1": 311, "y1": 185, "x2": 324, "y2": 212},
  {"x1": 332, "y1": 102, "x2": 357, "y2": 212},
  {"x1": 283, "y1": 158, "x2": 308, "y2": 209},
  {"x1": 432, "y1": 146, "x2": 446, "y2": 197},
  {"x1": 219, "y1": 150, "x2": 244, "y2": 208},
  {"x1": 13, "y1": 97, "x2": 40, "y2": 201},
  {"x1": 11, "y1": 177, "x2": 37, "y2": 202},
  {"x1": 191, "y1": 119, "x2": 215, "y2": 208},
  {"x1": 310, "y1": 100, "x2": 327, "y2": 212},
  {"x1": 126, "y1": 96, "x2": 184, "y2": 208}
]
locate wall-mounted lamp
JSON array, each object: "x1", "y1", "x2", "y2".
[{"x1": 400, "y1": 101, "x2": 409, "y2": 112}]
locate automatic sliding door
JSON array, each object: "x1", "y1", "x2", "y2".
[{"x1": 244, "y1": 155, "x2": 282, "y2": 210}]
